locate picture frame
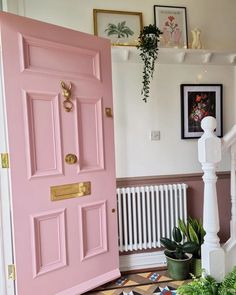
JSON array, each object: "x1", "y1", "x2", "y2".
[
  {"x1": 154, "y1": 5, "x2": 188, "y2": 48},
  {"x1": 180, "y1": 84, "x2": 223, "y2": 139},
  {"x1": 93, "y1": 9, "x2": 143, "y2": 46}
]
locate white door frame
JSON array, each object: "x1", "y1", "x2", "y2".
[
  {"x1": 0, "y1": 1, "x2": 24, "y2": 293},
  {"x1": 1, "y1": 0, "x2": 25, "y2": 15},
  {"x1": 0, "y1": 53, "x2": 15, "y2": 294}
]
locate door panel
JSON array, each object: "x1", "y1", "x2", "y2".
[
  {"x1": 0, "y1": 11, "x2": 120, "y2": 295},
  {"x1": 76, "y1": 97, "x2": 104, "y2": 172},
  {"x1": 20, "y1": 35, "x2": 101, "y2": 81},
  {"x1": 31, "y1": 209, "x2": 67, "y2": 278},
  {"x1": 79, "y1": 201, "x2": 107, "y2": 260},
  {"x1": 23, "y1": 91, "x2": 63, "y2": 178}
]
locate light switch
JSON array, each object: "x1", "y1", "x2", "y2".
[{"x1": 150, "y1": 130, "x2": 160, "y2": 141}]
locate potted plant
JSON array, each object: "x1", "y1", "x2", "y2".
[
  {"x1": 177, "y1": 266, "x2": 236, "y2": 294},
  {"x1": 177, "y1": 273, "x2": 219, "y2": 295},
  {"x1": 178, "y1": 217, "x2": 206, "y2": 277},
  {"x1": 136, "y1": 24, "x2": 162, "y2": 102},
  {"x1": 161, "y1": 226, "x2": 198, "y2": 280},
  {"x1": 218, "y1": 266, "x2": 236, "y2": 294}
]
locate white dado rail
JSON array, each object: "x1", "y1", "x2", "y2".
[
  {"x1": 112, "y1": 47, "x2": 236, "y2": 65},
  {"x1": 198, "y1": 116, "x2": 236, "y2": 281}
]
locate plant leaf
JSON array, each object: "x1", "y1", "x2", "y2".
[
  {"x1": 178, "y1": 219, "x2": 189, "y2": 239},
  {"x1": 172, "y1": 226, "x2": 182, "y2": 243},
  {"x1": 189, "y1": 223, "x2": 200, "y2": 244},
  {"x1": 182, "y1": 241, "x2": 199, "y2": 253},
  {"x1": 160, "y1": 237, "x2": 177, "y2": 251}
]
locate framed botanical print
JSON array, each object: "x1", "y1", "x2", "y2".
[
  {"x1": 154, "y1": 5, "x2": 188, "y2": 48},
  {"x1": 93, "y1": 9, "x2": 143, "y2": 46},
  {"x1": 181, "y1": 84, "x2": 223, "y2": 139}
]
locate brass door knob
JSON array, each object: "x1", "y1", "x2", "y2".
[{"x1": 65, "y1": 154, "x2": 77, "y2": 164}]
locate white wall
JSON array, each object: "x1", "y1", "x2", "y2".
[
  {"x1": 7, "y1": 0, "x2": 236, "y2": 177},
  {"x1": 9, "y1": 0, "x2": 236, "y2": 51},
  {"x1": 113, "y1": 63, "x2": 234, "y2": 176}
]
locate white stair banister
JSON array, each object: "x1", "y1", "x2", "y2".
[
  {"x1": 223, "y1": 142, "x2": 236, "y2": 273},
  {"x1": 221, "y1": 125, "x2": 236, "y2": 244},
  {"x1": 229, "y1": 144, "x2": 236, "y2": 240},
  {"x1": 198, "y1": 116, "x2": 225, "y2": 281},
  {"x1": 221, "y1": 124, "x2": 236, "y2": 152}
]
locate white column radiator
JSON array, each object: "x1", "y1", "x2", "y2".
[{"x1": 117, "y1": 183, "x2": 188, "y2": 252}]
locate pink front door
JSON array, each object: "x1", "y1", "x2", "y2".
[{"x1": 0, "y1": 12, "x2": 120, "y2": 295}]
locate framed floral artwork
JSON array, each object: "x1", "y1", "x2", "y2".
[
  {"x1": 180, "y1": 84, "x2": 223, "y2": 139},
  {"x1": 154, "y1": 5, "x2": 188, "y2": 48},
  {"x1": 93, "y1": 9, "x2": 143, "y2": 46}
]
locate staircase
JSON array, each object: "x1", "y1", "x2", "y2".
[{"x1": 198, "y1": 116, "x2": 236, "y2": 281}]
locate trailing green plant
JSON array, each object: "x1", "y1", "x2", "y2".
[
  {"x1": 136, "y1": 24, "x2": 162, "y2": 102},
  {"x1": 177, "y1": 273, "x2": 219, "y2": 295},
  {"x1": 160, "y1": 226, "x2": 198, "y2": 260},
  {"x1": 178, "y1": 217, "x2": 206, "y2": 259},
  {"x1": 218, "y1": 266, "x2": 236, "y2": 294}
]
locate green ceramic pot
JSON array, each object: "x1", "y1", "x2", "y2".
[
  {"x1": 191, "y1": 258, "x2": 202, "y2": 277},
  {"x1": 165, "y1": 250, "x2": 192, "y2": 280}
]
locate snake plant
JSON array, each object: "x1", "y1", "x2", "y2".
[{"x1": 178, "y1": 217, "x2": 206, "y2": 259}]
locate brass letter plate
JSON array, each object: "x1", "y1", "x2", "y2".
[{"x1": 51, "y1": 182, "x2": 91, "y2": 201}]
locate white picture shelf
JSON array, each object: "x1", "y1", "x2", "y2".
[{"x1": 111, "y1": 46, "x2": 236, "y2": 65}]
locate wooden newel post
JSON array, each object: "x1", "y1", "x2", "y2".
[{"x1": 198, "y1": 116, "x2": 225, "y2": 281}]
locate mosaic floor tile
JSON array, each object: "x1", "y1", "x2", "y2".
[
  {"x1": 158, "y1": 276, "x2": 173, "y2": 283},
  {"x1": 122, "y1": 292, "x2": 142, "y2": 295},
  {"x1": 137, "y1": 285, "x2": 153, "y2": 291},
  {"x1": 123, "y1": 280, "x2": 137, "y2": 287},
  {"x1": 116, "y1": 277, "x2": 128, "y2": 286},
  {"x1": 84, "y1": 269, "x2": 188, "y2": 294},
  {"x1": 148, "y1": 272, "x2": 160, "y2": 282},
  {"x1": 153, "y1": 285, "x2": 177, "y2": 294},
  {"x1": 138, "y1": 272, "x2": 152, "y2": 278}
]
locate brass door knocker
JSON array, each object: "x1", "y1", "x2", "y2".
[{"x1": 61, "y1": 81, "x2": 73, "y2": 112}]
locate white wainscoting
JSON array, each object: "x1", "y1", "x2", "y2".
[{"x1": 119, "y1": 251, "x2": 166, "y2": 272}]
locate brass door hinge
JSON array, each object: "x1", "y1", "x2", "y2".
[
  {"x1": 8, "y1": 264, "x2": 16, "y2": 280},
  {"x1": 1, "y1": 153, "x2": 9, "y2": 168}
]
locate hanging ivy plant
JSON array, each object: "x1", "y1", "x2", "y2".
[{"x1": 137, "y1": 24, "x2": 162, "y2": 102}]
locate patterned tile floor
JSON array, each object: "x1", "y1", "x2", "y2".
[{"x1": 85, "y1": 269, "x2": 187, "y2": 295}]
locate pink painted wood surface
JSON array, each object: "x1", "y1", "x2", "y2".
[{"x1": 0, "y1": 11, "x2": 119, "y2": 295}]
